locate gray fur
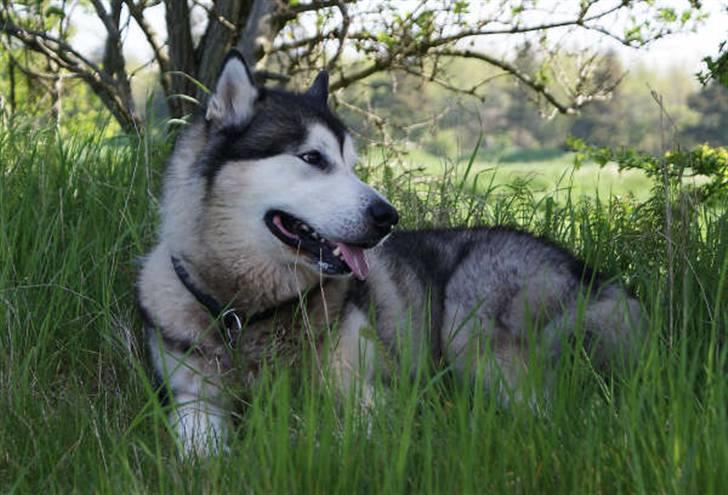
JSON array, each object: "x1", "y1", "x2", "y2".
[{"x1": 137, "y1": 51, "x2": 643, "y2": 456}]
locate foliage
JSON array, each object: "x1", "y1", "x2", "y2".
[
  {"x1": 566, "y1": 61, "x2": 721, "y2": 153},
  {"x1": 341, "y1": 54, "x2": 723, "y2": 161},
  {"x1": 0, "y1": 0, "x2": 708, "y2": 132},
  {"x1": 680, "y1": 82, "x2": 728, "y2": 147},
  {"x1": 569, "y1": 137, "x2": 728, "y2": 202},
  {"x1": 698, "y1": 3, "x2": 727, "y2": 89},
  {"x1": 569, "y1": 53, "x2": 630, "y2": 147},
  {"x1": 700, "y1": 41, "x2": 728, "y2": 87}
]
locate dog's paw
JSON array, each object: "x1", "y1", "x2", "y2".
[{"x1": 173, "y1": 404, "x2": 229, "y2": 458}]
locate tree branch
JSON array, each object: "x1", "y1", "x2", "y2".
[
  {"x1": 325, "y1": 1, "x2": 350, "y2": 70},
  {"x1": 278, "y1": 0, "x2": 358, "y2": 18},
  {"x1": 89, "y1": 0, "x2": 136, "y2": 121},
  {"x1": 195, "y1": 0, "x2": 245, "y2": 96},
  {"x1": 435, "y1": 48, "x2": 575, "y2": 114},
  {"x1": 330, "y1": 58, "x2": 390, "y2": 91},
  {"x1": 0, "y1": 13, "x2": 140, "y2": 131},
  {"x1": 0, "y1": 15, "x2": 106, "y2": 77},
  {"x1": 237, "y1": 0, "x2": 279, "y2": 64},
  {"x1": 123, "y1": 0, "x2": 169, "y2": 75}
]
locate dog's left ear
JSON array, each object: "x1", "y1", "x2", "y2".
[
  {"x1": 306, "y1": 71, "x2": 329, "y2": 105},
  {"x1": 206, "y1": 50, "x2": 258, "y2": 127}
]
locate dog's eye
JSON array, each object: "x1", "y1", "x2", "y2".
[{"x1": 299, "y1": 151, "x2": 326, "y2": 169}]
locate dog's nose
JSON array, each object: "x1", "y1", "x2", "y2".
[{"x1": 367, "y1": 200, "x2": 399, "y2": 232}]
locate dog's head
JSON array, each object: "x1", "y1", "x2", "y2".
[{"x1": 197, "y1": 50, "x2": 398, "y2": 280}]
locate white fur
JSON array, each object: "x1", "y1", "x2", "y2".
[
  {"x1": 147, "y1": 328, "x2": 229, "y2": 457},
  {"x1": 174, "y1": 394, "x2": 228, "y2": 456},
  {"x1": 329, "y1": 307, "x2": 377, "y2": 408},
  {"x1": 202, "y1": 124, "x2": 388, "y2": 279}
]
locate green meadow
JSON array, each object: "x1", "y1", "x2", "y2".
[
  {"x1": 1, "y1": 122, "x2": 727, "y2": 493},
  {"x1": 400, "y1": 147, "x2": 694, "y2": 202}
]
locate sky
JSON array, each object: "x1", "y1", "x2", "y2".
[
  {"x1": 608, "y1": 1, "x2": 726, "y2": 72},
  {"x1": 71, "y1": 1, "x2": 727, "y2": 76}
]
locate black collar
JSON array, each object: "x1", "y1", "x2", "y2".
[{"x1": 171, "y1": 256, "x2": 297, "y2": 346}]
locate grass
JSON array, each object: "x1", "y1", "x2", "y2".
[
  {"x1": 1, "y1": 121, "x2": 727, "y2": 493},
  {"x1": 400, "y1": 147, "x2": 654, "y2": 201}
]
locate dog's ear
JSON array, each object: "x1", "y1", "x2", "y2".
[
  {"x1": 206, "y1": 50, "x2": 258, "y2": 127},
  {"x1": 306, "y1": 71, "x2": 329, "y2": 105}
]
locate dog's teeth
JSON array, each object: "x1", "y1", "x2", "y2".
[{"x1": 332, "y1": 247, "x2": 341, "y2": 256}]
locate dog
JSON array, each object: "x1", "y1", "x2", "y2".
[{"x1": 137, "y1": 49, "x2": 643, "y2": 456}]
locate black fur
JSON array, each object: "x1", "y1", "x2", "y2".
[
  {"x1": 382, "y1": 229, "x2": 477, "y2": 361},
  {"x1": 305, "y1": 71, "x2": 329, "y2": 103},
  {"x1": 219, "y1": 49, "x2": 255, "y2": 87},
  {"x1": 136, "y1": 291, "x2": 173, "y2": 406},
  {"x1": 345, "y1": 279, "x2": 370, "y2": 314},
  {"x1": 200, "y1": 88, "x2": 348, "y2": 185}
]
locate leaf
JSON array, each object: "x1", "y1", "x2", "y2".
[
  {"x1": 453, "y1": 1, "x2": 469, "y2": 15},
  {"x1": 657, "y1": 8, "x2": 677, "y2": 23},
  {"x1": 45, "y1": 6, "x2": 65, "y2": 18},
  {"x1": 680, "y1": 9, "x2": 692, "y2": 24}
]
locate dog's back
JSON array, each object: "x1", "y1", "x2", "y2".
[{"x1": 350, "y1": 228, "x2": 642, "y2": 389}]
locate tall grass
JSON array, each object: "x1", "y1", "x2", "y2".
[{"x1": 1, "y1": 122, "x2": 726, "y2": 493}]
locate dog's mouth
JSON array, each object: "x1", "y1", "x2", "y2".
[{"x1": 264, "y1": 210, "x2": 370, "y2": 280}]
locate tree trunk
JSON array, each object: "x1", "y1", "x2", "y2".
[
  {"x1": 7, "y1": 55, "x2": 15, "y2": 114},
  {"x1": 53, "y1": 75, "x2": 62, "y2": 127},
  {"x1": 100, "y1": 0, "x2": 138, "y2": 129},
  {"x1": 46, "y1": 58, "x2": 60, "y2": 126},
  {"x1": 195, "y1": 0, "x2": 250, "y2": 101},
  {"x1": 165, "y1": 0, "x2": 199, "y2": 118},
  {"x1": 236, "y1": 0, "x2": 279, "y2": 66}
]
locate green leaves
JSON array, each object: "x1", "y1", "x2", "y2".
[
  {"x1": 568, "y1": 137, "x2": 728, "y2": 202},
  {"x1": 624, "y1": 25, "x2": 645, "y2": 46},
  {"x1": 699, "y1": 41, "x2": 728, "y2": 88},
  {"x1": 44, "y1": 6, "x2": 64, "y2": 18},
  {"x1": 452, "y1": 1, "x2": 469, "y2": 15},
  {"x1": 657, "y1": 7, "x2": 678, "y2": 23},
  {"x1": 376, "y1": 31, "x2": 396, "y2": 50}
]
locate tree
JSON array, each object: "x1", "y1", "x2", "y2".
[
  {"x1": 685, "y1": 4, "x2": 728, "y2": 147},
  {"x1": 0, "y1": 1, "x2": 71, "y2": 125},
  {"x1": 699, "y1": 41, "x2": 728, "y2": 88},
  {"x1": 0, "y1": 0, "x2": 705, "y2": 133},
  {"x1": 698, "y1": 5, "x2": 727, "y2": 88},
  {"x1": 569, "y1": 51, "x2": 629, "y2": 147},
  {"x1": 681, "y1": 83, "x2": 728, "y2": 147}
]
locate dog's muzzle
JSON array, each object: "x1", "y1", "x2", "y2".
[
  {"x1": 264, "y1": 202, "x2": 398, "y2": 280},
  {"x1": 366, "y1": 200, "x2": 399, "y2": 237}
]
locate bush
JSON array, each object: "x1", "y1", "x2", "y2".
[{"x1": 568, "y1": 137, "x2": 728, "y2": 203}]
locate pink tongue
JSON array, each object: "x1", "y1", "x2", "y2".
[{"x1": 336, "y1": 242, "x2": 369, "y2": 280}]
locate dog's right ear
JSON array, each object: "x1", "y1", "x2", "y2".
[{"x1": 206, "y1": 50, "x2": 258, "y2": 127}]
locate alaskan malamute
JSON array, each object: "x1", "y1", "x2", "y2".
[{"x1": 137, "y1": 50, "x2": 643, "y2": 455}]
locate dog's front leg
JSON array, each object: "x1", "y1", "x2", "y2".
[
  {"x1": 148, "y1": 333, "x2": 230, "y2": 457},
  {"x1": 328, "y1": 306, "x2": 379, "y2": 412}
]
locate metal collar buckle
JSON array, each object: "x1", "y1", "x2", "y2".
[{"x1": 221, "y1": 308, "x2": 242, "y2": 345}]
